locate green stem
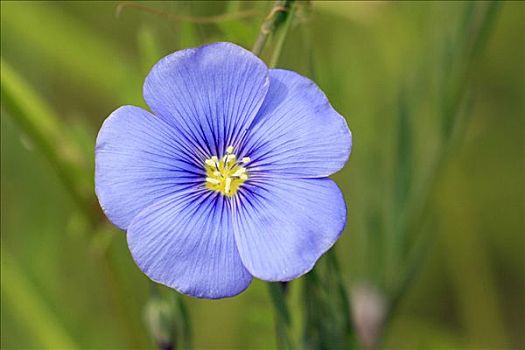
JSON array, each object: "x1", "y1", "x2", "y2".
[
  {"x1": 1, "y1": 58, "x2": 147, "y2": 347},
  {"x1": 269, "y1": 2, "x2": 296, "y2": 68},
  {"x1": 1, "y1": 247, "x2": 78, "y2": 349},
  {"x1": 1, "y1": 58, "x2": 98, "y2": 226},
  {"x1": 382, "y1": 0, "x2": 502, "y2": 339},
  {"x1": 252, "y1": 0, "x2": 295, "y2": 57},
  {"x1": 326, "y1": 250, "x2": 353, "y2": 340},
  {"x1": 145, "y1": 282, "x2": 192, "y2": 350},
  {"x1": 268, "y1": 283, "x2": 293, "y2": 350}
]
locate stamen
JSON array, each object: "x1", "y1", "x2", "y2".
[
  {"x1": 206, "y1": 177, "x2": 220, "y2": 185},
  {"x1": 232, "y1": 168, "x2": 246, "y2": 177},
  {"x1": 204, "y1": 146, "x2": 250, "y2": 197},
  {"x1": 224, "y1": 178, "x2": 232, "y2": 194}
]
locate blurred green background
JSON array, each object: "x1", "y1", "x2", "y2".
[{"x1": 1, "y1": 1, "x2": 524, "y2": 349}]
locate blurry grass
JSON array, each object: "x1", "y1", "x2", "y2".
[
  {"x1": 137, "y1": 24, "x2": 163, "y2": 76},
  {"x1": 1, "y1": 1, "x2": 524, "y2": 349},
  {"x1": 384, "y1": 2, "x2": 503, "y2": 323},
  {"x1": 1, "y1": 1, "x2": 142, "y2": 105},
  {"x1": 1, "y1": 58, "x2": 95, "y2": 219},
  {"x1": 438, "y1": 164, "x2": 507, "y2": 347},
  {"x1": 1, "y1": 247, "x2": 77, "y2": 349}
]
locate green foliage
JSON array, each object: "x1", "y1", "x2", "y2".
[
  {"x1": 144, "y1": 284, "x2": 192, "y2": 350},
  {"x1": 1, "y1": 1, "x2": 523, "y2": 349},
  {"x1": 302, "y1": 251, "x2": 356, "y2": 350},
  {"x1": 1, "y1": 1, "x2": 142, "y2": 105},
  {"x1": 1, "y1": 59, "x2": 95, "y2": 219},
  {"x1": 1, "y1": 247, "x2": 78, "y2": 349}
]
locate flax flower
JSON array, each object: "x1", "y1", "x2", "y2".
[{"x1": 95, "y1": 42, "x2": 352, "y2": 299}]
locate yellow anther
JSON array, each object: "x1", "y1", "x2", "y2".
[
  {"x1": 241, "y1": 157, "x2": 251, "y2": 164},
  {"x1": 232, "y1": 168, "x2": 246, "y2": 177},
  {"x1": 224, "y1": 178, "x2": 232, "y2": 194},
  {"x1": 206, "y1": 177, "x2": 220, "y2": 185},
  {"x1": 204, "y1": 147, "x2": 249, "y2": 197}
]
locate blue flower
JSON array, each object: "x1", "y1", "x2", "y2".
[{"x1": 95, "y1": 42, "x2": 352, "y2": 299}]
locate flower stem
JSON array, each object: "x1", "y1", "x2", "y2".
[
  {"x1": 269, "y1": 1, "x2": 296, "y2": 68},
  {"x1": 380, "y1": 1, "x2": 502, "y2": 342},
  {"x1": 1, "y1": 58, "x2": 99, "y2": 226},
  {"x1": 252, "y1": 0, "x2": 295, "y2": 57},
  {"x1": 144, "y1": 282, "x2": 192, "y2": 350},
  {"x1": 268, "y1": 283, "x2": 293, "y2": 350}
]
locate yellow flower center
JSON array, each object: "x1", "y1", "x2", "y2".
[{"x1": 204, "y1": 146, "x2": 250, "y2": 197}]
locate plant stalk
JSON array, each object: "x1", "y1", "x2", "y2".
[
  {"x1": 252, "y1": 0, "x2": 295, "y2": 57},
  {"x1": 380, "y1": 2, "x2": 502, "y2": 344}
]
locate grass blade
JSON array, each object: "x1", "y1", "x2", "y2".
[
  {"x1": 1, "y1": 247, "x2": 78, "y2": 349},
  {"x1": 1, "y1": 58, "x2": 97, "y2": 222}
]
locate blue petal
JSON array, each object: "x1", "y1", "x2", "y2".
[
  {"x1": 232, "y1": 178, "x2": 346, "y2": 281},
  {"x1": 240, "y1": 69, "x2": 352, "y2": 178},
  {"x1": 144, "y1": 42, "x2": 269, "y2": 157},
  {"x1": 127, "y1": 189, "x2": 252, "y2": 299},
  {"x1": 95, "y1": 106, "x2": 203, "y2": 230}
]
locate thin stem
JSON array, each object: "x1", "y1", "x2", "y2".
[
  {"x1": 381, "y1": 1, "x2": 502, "y2": 340},
  {"x1": 1, "y1": 247, "x2": 78, "y2": 349},
  {"x1": 252, "y1": 0, "x2": 295, "y2": 57},
  {"x1": 269, "y1": 2, "x2": 296, "y2": 68},
  {"x1": 0, "y1": 58, "x2": 99, "y2": 227},
  {"x1": 326, "y1": 250, "x2": 353, "y2": 340},
  {"x1": 1, "y1": 58, "x2": 147, "y2": 347},
  {"x1": 268, "y1": 283, "x2": 293, "y2": 350}
]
